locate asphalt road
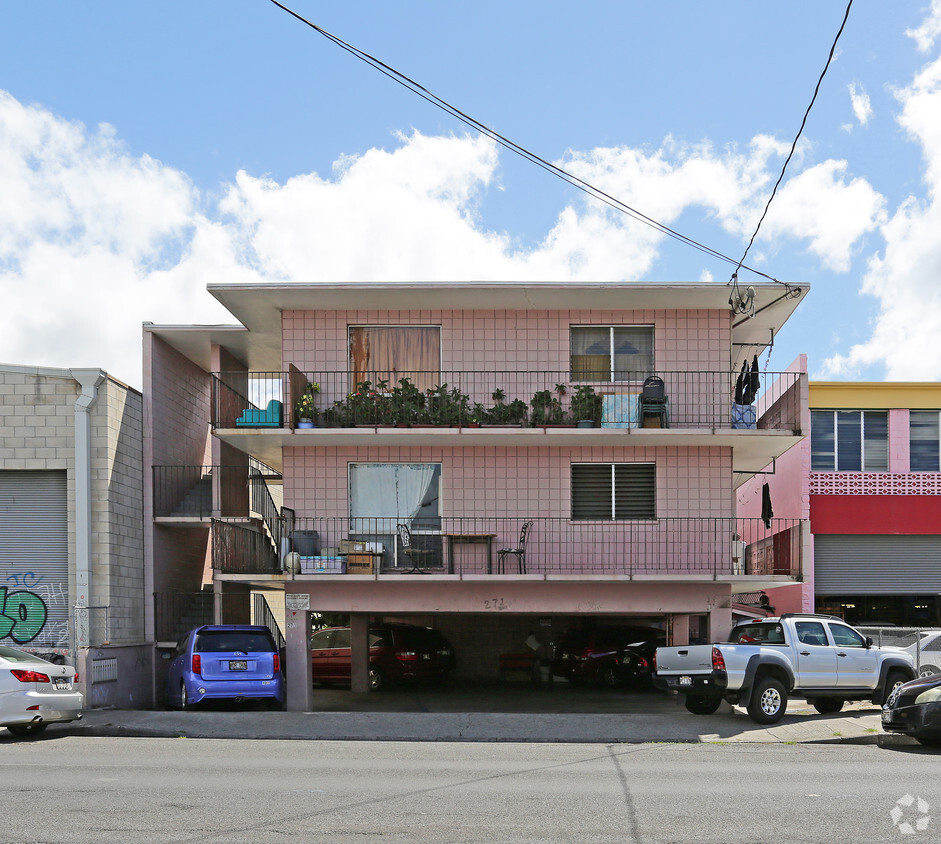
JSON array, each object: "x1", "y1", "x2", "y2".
[{"x1": 1, "y1": 736, "x2": 938, "y2": 843}]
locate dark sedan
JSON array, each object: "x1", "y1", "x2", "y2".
[{"x1": 882, "y1": 674, "x2": 941, "y2": 746}]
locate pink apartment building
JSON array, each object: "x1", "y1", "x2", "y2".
[{"x1": 144, "y1": 281, "x2": 809, "y2": 710}]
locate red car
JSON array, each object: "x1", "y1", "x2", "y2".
[
  {"x1": 551, "y1": 625, "x2": 664, "y2": 687},
  {"x1": 310, "y1": 623, "x2": 456, "y2": 691}
]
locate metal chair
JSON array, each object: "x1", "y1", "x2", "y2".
[
  {"x1": 497, "y1": 521, "x2": 534, "y2": 574},
  {"x1": 396, "y1": 523, "x2": 431, "y2": 574},
  {"x1": 640, "y1": 375, "x2": 669, "y2": 428}
]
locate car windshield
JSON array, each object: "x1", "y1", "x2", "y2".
[
  {"x1": 0, "y1": 645, "x2": 51, "y2": 664},
  {"x1": 195, "y1": 631, "x2": 275, "y2": 653}
]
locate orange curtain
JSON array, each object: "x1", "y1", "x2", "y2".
[{"x1": 350, "y1": 327, "x2": 440, "y2": 392}]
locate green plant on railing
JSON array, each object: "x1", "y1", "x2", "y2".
[
  {"x1": 294, "y1": 382, "x2": 320, "y2": 423},
  {"x1": 345, "y1": 379, "x2": 394, "y2": 425},
  {"x1": 388, "y1": 376, "x2": 426, "y2": 425},
  {"x1": 321, "y1": 399, "x2": 352, "y2": 427},
  {"x1": 423, "y1": 383, "x2": 472, "y2": 425},
  {"x1": 570, "y1": 384, "x2": 602, "y2": 426},
  {"x1": 486, "y1": 388, "x2": 529, "y2": 425},
  {"x1": 530, "y1": 383, "x2": 568, "y2": 426}
]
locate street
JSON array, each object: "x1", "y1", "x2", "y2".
[{"x1": 1, "y1": 735, "x2": 937, "y2": 843}]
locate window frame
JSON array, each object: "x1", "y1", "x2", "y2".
[
  {"x1": 570, "y1": 462, "x2": 656, "y2": 521},
  {"x1": 569, "y1": 325, "x2": 655, "y2": 383},
  {"x1": 909, "y1": 410, "x2": 941, "y2": 472},
  {"x1": 810, "y1": 409, "x2": 889, "y2": 472}
]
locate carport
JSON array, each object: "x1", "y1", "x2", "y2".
[{"x1": 282, "y1": 575, "x2": 736, "y2": 711}]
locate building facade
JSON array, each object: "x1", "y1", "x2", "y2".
[
  {"x1": 0, "y1": 363, "x2": 149, "y2": 708},
  {"x1": 144, "y1": 282, "x2": 809, "y2": 709}
]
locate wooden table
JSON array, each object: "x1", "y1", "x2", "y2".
[{"x1": 443, "y1": 533, "x2": 497, "y2": 574}]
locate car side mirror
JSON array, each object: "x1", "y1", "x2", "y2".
[{"x1": 865, "y1": 636, "x2": 873, "y2": 649}]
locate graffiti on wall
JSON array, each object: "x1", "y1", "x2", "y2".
[{"x1": 1, "y1": 571, "x2": 69, "y2": 649}]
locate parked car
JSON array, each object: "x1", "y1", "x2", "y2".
[
  {"x1": 166, "y1": 625, "x2": 284, "y2": 710},
  {"x1": 905, "y1": 631, "x2": 941, "y2": 678},
  {"x1": 1, "y1": 645, "x2": 83, "y2": 737},
  {"x1": 655, "y1": 613, "x2": 914, "y2": 724},
  {"x1": 882, "y1": 673, "x2": 941, "y2": 745},
  {"x1": 551, "y1": 625, "x2": 665, "y2": 688},
  {"x1": 310, "y1": 623, "x2": 456, "y2": 691}
]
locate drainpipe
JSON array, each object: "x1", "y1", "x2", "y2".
[{"x1": 70, "y1": 369, "x2": 106, "y2": 648}]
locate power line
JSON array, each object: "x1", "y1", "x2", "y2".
[
  {"x1": 267, "y1": 0, "x2": 780, "y2": 281},
  {"x1": 731, "y1": 0, "x2": 854, "y2": 294}
]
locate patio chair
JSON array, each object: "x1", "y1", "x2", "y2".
[
  {"x1": 497, "y1": 520, "x2": 534, "y2": 574},
  {"x1": 396, "y1": 523, "x2": 432, "y2": 574},
  {"x1": 640, "y1": 375, "x2": 669, "y2": 428}
]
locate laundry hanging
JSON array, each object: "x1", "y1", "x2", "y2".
[
  {"x1": 761, "y1": 482, "x2": 773, "y2": 528},
  {"x1": 734, "y1": 361, "x2": 748, "y2": 405}
]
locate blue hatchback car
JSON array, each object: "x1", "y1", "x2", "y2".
[{"x1": 166, "y1": 625, "x2": 284, "y2": 710}]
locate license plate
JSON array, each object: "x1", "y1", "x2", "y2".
[
  {"x1": 229, "y1": 660, "x2": 247, "y2": 670},
  {"x1": 53, "y1": 678, "x2": 69, "y2": 690},
  {"x1": 679, "y1": 675, "x2": 693, "y2": 686}
]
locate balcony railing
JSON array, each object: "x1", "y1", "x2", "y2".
[
  {"x1": 211, "y1": 369, "x2": 804, "y2": 432},
  {"x1": 210, "y1": 515, "x2": 803, "y2": 578}
]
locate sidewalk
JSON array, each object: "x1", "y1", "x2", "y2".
[{"x1": 56, "y1": 688, "x2": 898, "y2": 745}]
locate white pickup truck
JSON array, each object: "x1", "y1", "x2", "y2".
[{"x1": 654, "y1": 613, "x2": 915, "y2": 724}]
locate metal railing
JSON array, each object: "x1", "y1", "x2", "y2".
[
  {"x1": 253, "y1": 593, "x2": 286, "y2": 653},
  {"x1": 211, "y1": 519, "x2": 280, "y2": 575},
  {"x1": 210, "y1": 515, "x2": 804, "y2": 578},
  {"x1": 210, "y1": 369, "x2": 804, "y2": 433},
  {"x1": 154, "y1": 591, "x2": 255, "y2": 643},
  {"x1": 858, "y1": 627, "x2": 941, "y2": 677}
]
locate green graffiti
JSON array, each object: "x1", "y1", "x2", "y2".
[{"x1": 0, "y1": 586, "x2": 49, "y2": 644}]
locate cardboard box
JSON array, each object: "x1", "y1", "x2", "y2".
[
  {"x1": 339, "y1": 539, "x2": 367, "y2": 554},
  {"x1": 346, "y1": 553, "x2": 380, "y2": 574}
]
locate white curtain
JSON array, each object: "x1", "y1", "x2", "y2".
[{"x1": 350, "y1": 463, "x2": 439, "y2": 533}]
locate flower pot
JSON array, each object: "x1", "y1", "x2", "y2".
[
  {"x1": 297, "y1": 420, "x2": 314, "y2": 429},
  {"x1": 576, "y1": 420, "x2": 595, "y2": 428}
]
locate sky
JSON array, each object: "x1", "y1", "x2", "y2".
[{"x1": 2, "y1": 0, "x2": 941, "y2": 388}]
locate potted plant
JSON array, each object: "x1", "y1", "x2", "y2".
[
  {"x1": 485, "y1": 388, "x2": 529, "y2": 425},
  {"x1": 294, "y1": 382, "x2": 320, "y2": 428},
  {"x1": 530, "y1": 383, "x2": 567, "y2": 426},
  {"x1": 570, "y1": 384, "x2": 602, "y2": 428},
  {"x1": 389, "y1": 376, "x2": 425, "y2": 426}
]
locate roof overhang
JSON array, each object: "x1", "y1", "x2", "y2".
[{"x1": 146, "y1": 281, "x2": 808, "y2": 372}]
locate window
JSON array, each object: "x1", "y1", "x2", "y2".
[
  {"x1": 349, "y1": 463, "x2": 442, "y2": 533},
  {"x1": 828, "y1": 623, "x2": 866, "y2": 649},
  {"x1": 910, "y1": 411, "x2": 940, "y2": 472},
  {"x1": 810, "y1": 410, "x2": 888, "y2": 471},
  {"x1": 795, "y1": 621, "x2": 829, "y2": 647},
  {"x1": 571, "y1": 463, "x2": 655, "y2": 520},
  {"x1": 570, "y1": 326, "x2": 654, "y2": 381},
  {"x1": 349, "y1": 326, "x2": 440, "y2": 393}
]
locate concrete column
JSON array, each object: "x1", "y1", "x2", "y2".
[
  {"x1": 285, "y1": 605, "x2": 312, "y2": 711},
  {"x1": 670, "y1": 615, "x2": 690, "y2": 646},
  {"x1": 350, "y1": 614, "x2": 370, "y2": 694},
  {"x1": 708, "y1": 606, "x2": 733, "y2": 643}
]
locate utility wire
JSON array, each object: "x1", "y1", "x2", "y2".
[
  {"x1": 731, "y1": 0, "x2": 854, "y2": 294},
  {"x1": 268, "y1": 0, "x2": 781, "y2": 281}
]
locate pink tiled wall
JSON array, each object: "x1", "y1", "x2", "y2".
[
  {"x1": 888, "y1": 407, "x2": 910, "y2": 472},
  {"x1": 282, "y1": 308, "x2": 729, "y2": 372}
]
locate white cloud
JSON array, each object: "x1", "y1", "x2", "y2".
[
  {"x1": 0, "y1": 90, "x2": 888, "y2": 386},
  {"x1": 821, "y1": 47, "x2": 941, "y2": 380},
  {"x1": 906, "y1": 0, "x2": 941, "y2": 52},
  {"x1": 849, "y1": 82, "x2": 873, "y2": 126}
]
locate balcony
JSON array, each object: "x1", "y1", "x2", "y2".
[{"x1": 211, "y1": 515, "x2": 804, "y2": 581}]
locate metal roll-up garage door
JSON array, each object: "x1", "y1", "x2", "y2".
[
  {"x1": 0, "y1": 471, "x2": 69, "y2": 652},
  {"x1": 814, "y1": 535, "x2": 941, "y2": 595}
]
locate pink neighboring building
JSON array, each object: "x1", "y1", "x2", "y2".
[{"x1": 144, "y1": 282, "x2": 809, "y2": 709}]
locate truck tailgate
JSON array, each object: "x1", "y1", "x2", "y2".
[{"x1": 655, "y1": 645, "x2": 714, "y2": 674}]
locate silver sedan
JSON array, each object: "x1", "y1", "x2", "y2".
[{"x1": 1, "y1": 645, "x2": 83, "y2": 737}]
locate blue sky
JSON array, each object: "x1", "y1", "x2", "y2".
[{"x1": 2, "y1": 1, "x2": 941, "y2": 387}]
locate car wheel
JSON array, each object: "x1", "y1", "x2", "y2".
[
  {"x1": 747, "y1": 677, "x2": 787, "y2": 724},
  {"x1": 683, "y1": 695, "x2": 722, "y2": 715},
  {"x1": 918, "y1": 664, "x2": 939, "y2": 678},
  {"x1": 5, "y1": 723, "x2": 48, "y2": 737},
  {"x1": 600, "y1": 664, "x2": 620, "y2": 688},
  {"x1": 181, "y1": 682, "x2": 192, "y2": 711},
  {"x1": 812, "y1": 697, "x2": 844, "y2": 715},
  {"x1": 882, "y1": 671, "x2": 908, "y2": 706},
  {"x1": 368, "y1": 666, "x2": 385, "y2": 692}
]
